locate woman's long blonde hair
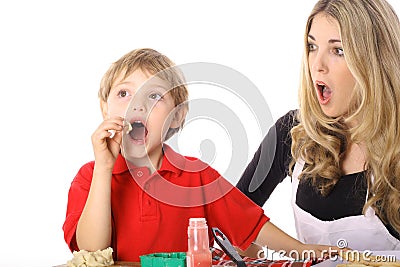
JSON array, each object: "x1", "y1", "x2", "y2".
[{"x1": 291, "y1": 0, "x2": 400, "y2": 234}]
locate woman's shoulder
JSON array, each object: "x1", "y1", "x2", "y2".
[
  {"x1": 276, "y1": 109, "x2": 299, "y2": 130},
  {"x1": 271, "y1": 109, "x2": 299, "y2": 143}
]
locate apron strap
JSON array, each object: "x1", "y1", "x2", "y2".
[
  {"x1": 292, "y1": 158, "x2": 305, "y2": 181},
  {"x1": 365, "y1": 174, "x2": 375, "y2": 216},
  {"x1": 291, "y1": 159, "x2": 305, "y2": 203}
]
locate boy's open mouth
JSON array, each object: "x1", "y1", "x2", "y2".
[{"x1": 128, "y1": 121, "x2": 148, "y2": 142}]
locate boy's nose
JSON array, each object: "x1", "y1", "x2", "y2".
[
  {"x1": 133, "y1": 105, "x2": 145, "y2": 112},
  {"x1": 131, "y1": 95, "x2": 146, "y2": 112}
]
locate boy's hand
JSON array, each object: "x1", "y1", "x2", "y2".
[{"x1": 91, "y1": 116, "x2": 126, "y2": 170}]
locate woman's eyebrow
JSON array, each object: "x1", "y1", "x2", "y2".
[
  {"x1": 328, "y1": 39, "x2": 342, "y2": 44},
  {"x1": 308, "y1": 34, "x2": 341, "y2": 44}
]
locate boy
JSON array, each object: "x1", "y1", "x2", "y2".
[{"x1": 63, "y1": 48, "x2": 333, "y2": 261}]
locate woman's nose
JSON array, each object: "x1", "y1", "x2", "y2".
[{"x1": 311, "y1": 53, "x2": 328, "y2": 73}]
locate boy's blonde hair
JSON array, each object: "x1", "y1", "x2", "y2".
[
  {"x1": 291, "y1": 0, "x2": 400, "y2": 235},
  {"x1": 99, "y1": 48, "x2": 189, "y2": 138}
]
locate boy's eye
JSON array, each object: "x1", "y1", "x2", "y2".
[
  {"x1": 117, "y1": 90, "x2": 130, "y2": 98},
  {"x1": 149, "y1": 93, "x2": 163, "y2": 101}
]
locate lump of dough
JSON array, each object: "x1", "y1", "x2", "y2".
[{"x1": 67, "y1": 247, "x2": 114, "y2": 267}]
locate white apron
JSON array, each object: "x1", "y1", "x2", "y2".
[{"x1": 291, "y1": 160, "x2": 400, "y2": 250}]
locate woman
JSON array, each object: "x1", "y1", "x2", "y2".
[{"x1": 237, "y1": 0, "x2": 400, "y2": 250}]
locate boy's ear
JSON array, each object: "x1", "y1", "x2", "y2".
[
  {"x1": 100, "y1": 100, "x2": 108, "y2": 119},
  {"x1": 170, "y1": 105, "x2": 187, "y2": 129}
]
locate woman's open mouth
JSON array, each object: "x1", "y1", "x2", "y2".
[
  {"x1": 316, "y1": 81, "x2": 332, "y2": 105},
  {"x1": 127, "y1": 120, "x2": 148, "y2": 144}
]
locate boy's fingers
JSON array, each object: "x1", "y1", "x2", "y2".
[
  {"x1": 95, "y1": 122, "x2": 123, "y2": 137},
  {"x1": 111, "y1": 129, "x2": 123, "y2": 143},
  {"x1": 108, "y1": 138, "x2": 121, "y2": 147}
]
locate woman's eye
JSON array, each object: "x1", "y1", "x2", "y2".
[
  {"x1": 117, "y1": 90, "x2": 130, "y2": 98},
  {"x1": 149, "y1": 93, "x2": 163, "y2": 101},
  {"x1": 308, "y1": 43, "x2": 317, "y2": 52},
  {"x1": 334, "y1": 47, "x2": 344, "y2": 56}
]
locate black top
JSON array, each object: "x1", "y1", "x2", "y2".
[{"x1": 236, "y1": 109, "x2": 400, "y2": 240}]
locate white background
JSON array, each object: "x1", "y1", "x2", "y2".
[{"x1": 1, "y1": 1, "x2": 400, "y2": 266}]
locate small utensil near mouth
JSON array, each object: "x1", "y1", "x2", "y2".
[{"x1": 212, "y1": 227, "x2": 246, "y2": 267}]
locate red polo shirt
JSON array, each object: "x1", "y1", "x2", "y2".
[{"x1": 63, "y1": 145, "x2": 269, "y2": 261}]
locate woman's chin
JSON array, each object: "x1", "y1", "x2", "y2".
[{"x1": 320, "y1": 106, "x2": 343, "y2": 119}]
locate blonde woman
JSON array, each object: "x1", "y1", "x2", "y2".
[{"x1": 237, "y1": 0, "x2": 400, "y2": 250}]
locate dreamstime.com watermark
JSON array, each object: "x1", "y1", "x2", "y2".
[
  {"x1": 257, "y1": 248, "x2": 398, "y2": 262},
  {"x1": 255, "y1": 238, "x2": 398, "y2": 262}
]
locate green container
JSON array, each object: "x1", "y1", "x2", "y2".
[{"x1": 140, "y1": 252, "x2": 187, "y2": 267}]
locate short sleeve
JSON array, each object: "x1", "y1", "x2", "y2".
[{"x1": 62, "y1": 162, "x2": 94, "y2": 252}]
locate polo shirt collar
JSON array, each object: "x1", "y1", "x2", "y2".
[{"x1": 112, "y1": 144, "x2": 185, "y2": 176}]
